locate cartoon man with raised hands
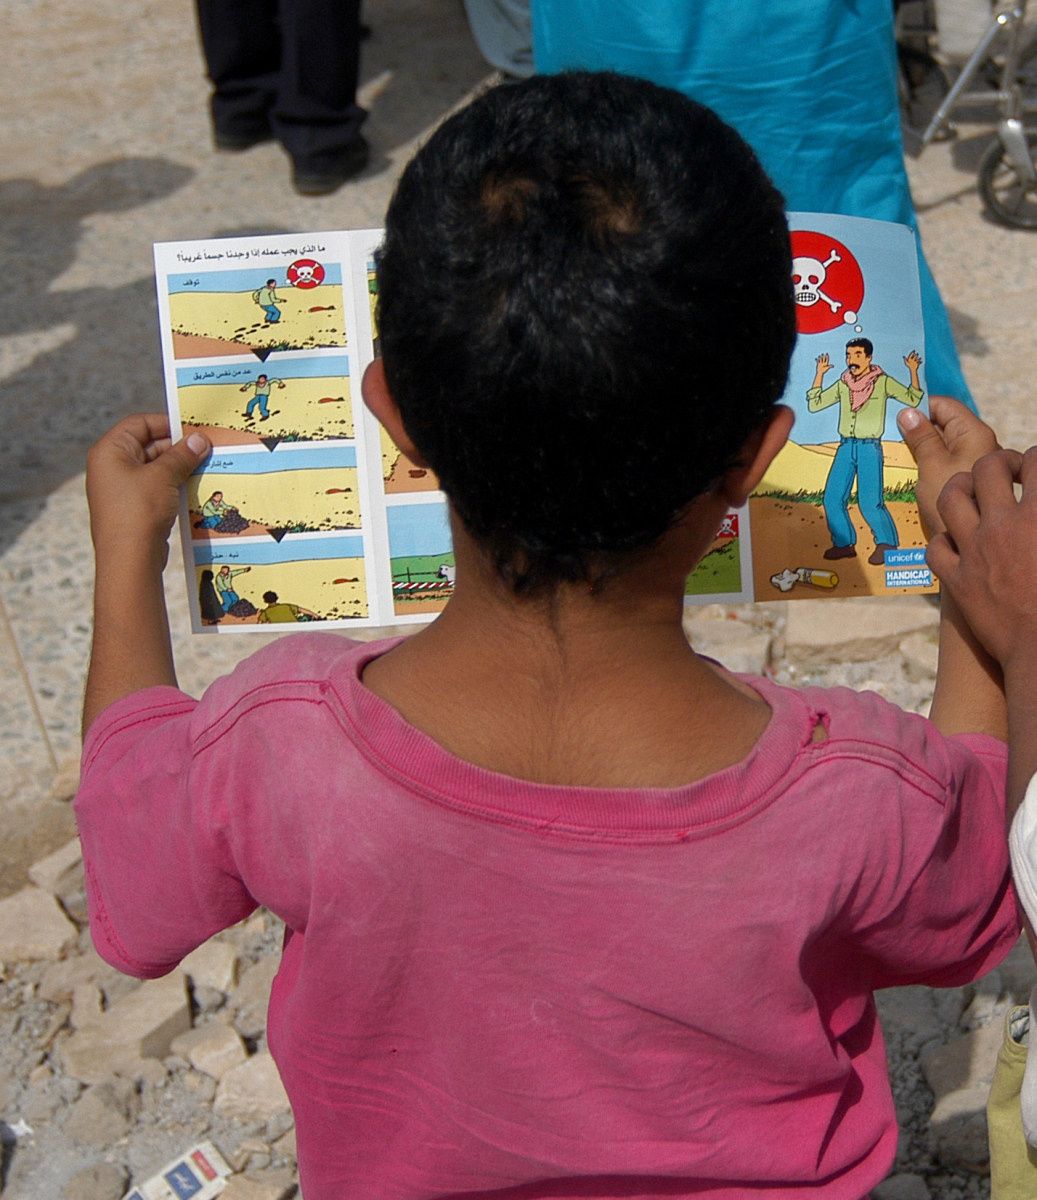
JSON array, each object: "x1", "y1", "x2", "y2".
[{"x1": 808, "y1": 338, "x2": 923, "y2": 565}]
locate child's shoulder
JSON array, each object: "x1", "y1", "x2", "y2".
[
  {"x1": 782, "y1": 677, "x2": 1007, "y2": 796},
  {"x1": 196, "y1": 632, "x2": 399, "y2": 727}
]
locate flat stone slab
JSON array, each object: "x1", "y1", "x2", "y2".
[
  {"x1": 785, "y1": 597, "x2": 939, "y2": 666},
  {"x1": 0, "y1": 885, "x2": 77, "y2": 961},
  {"x1": 215, "y1": 1052, "x2": 290, "y2": 1123},
  {"x1": 60, "y1": 970, "x2": 190, "y2": 1084}
]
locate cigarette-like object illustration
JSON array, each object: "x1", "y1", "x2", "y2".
[{"x1": 770, "y1": 566, "x2": 840, "y2": 593}]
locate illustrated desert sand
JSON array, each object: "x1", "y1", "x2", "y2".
[
  {"x1": 198, "y1": 556, "x2": 367, "y2": 623},
  {"x1": 170, "y1": 284, "x2": 346, "y2": 357},
  {"x1": 188, "y1": 466, "x2": 361, "y2": 538},
  {"x1": 381, "y1": 427, "x2": 439, "y2": 493},
  {"x1": 180, "y1": 377, "x2": 354, "y2": 444},
  {"x1": 750, "y1": 439, "x2": 930, "y2": 599}
]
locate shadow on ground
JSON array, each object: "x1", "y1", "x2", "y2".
[{"x1": 0, "y1": 159, "x2": 193, "y2": 529}]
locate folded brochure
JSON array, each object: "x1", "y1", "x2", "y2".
[{"x1": 154, "y1": 214, "x2": 934, "y2": 633}]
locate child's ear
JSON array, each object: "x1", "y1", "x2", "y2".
[
  {"x1": 361, "y1": 359, "x2": 429, "y2": 467},
  {"x1": 721, "y1": 405, "x2": 794, "y2": 506}
]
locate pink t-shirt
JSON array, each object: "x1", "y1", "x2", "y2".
[{"x1": 75, "y1": 634, "x2": 1018, "y2": 1199}]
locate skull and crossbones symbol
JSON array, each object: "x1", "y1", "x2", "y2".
[{"x1": 792, "y1": 250, "x2": 842, "y2": 314}]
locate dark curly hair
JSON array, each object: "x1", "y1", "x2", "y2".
[{"x1": 377, "y1": 71, "x2": 795, "y2": 594}]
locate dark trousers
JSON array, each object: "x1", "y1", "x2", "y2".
[{"x1": 195, "y1": 0, "x2": 365, "y2": 165}]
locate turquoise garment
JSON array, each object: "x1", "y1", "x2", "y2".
[{"x1": 532, "y1": 0, "x2": 973, "y2": 406}]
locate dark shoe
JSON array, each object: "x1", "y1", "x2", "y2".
[
  {"x1": 292, "y1": 137, "x2": 370, "y2": 196},
  {"x1": 868, "y1": 543, "x2": 895, "y2": 566},
  {"x1": 215, "y1": 127, "x2": 275, "y2": 152},
  {"x1": 823, "y1": 544, "x2": 856, "y2": 560}
]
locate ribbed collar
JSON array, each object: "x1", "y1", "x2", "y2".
[{"x1": 331, "y1": 638, "x2": 816, "y2": 843}]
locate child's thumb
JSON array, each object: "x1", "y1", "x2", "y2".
[
  {"x1": 156, "y1": 432, "x2": 212, "y2": 484},
  {"x1": 897, "y1": 407, "x2": 946, "y2": 469}
]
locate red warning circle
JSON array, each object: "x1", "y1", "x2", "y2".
[
  {"x1": 287, "y1": 258, "x2": 325, "y2": 289},
  {"x1": 790, "y1": 231, "x2": 864, "y2": 335}
]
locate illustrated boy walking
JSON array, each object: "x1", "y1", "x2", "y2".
[
  {"x1": 808, "y1": 338, "x2": 923, "y2": 564},
  {"x1": 240, "y1": 374, "x2": 284, "y2": 420},
  {"x1": 252, "y1": 279, "x2": 283, "y2": 323}
]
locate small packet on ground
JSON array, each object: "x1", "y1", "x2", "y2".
[{"x1": 122, "y1": 1141, "x2": 232, "y2": 1200}]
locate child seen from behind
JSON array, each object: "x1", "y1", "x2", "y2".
[{"x1": 78, "y1": 72, "x2": 1018, "y2": 1199}]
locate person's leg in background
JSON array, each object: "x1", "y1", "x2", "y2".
[
  {"x1": 274, "y1": 0, "x2": 368, "y2": 194},
  {"x1": 463, "y1": 0, "x2": 533, "y2": 79},
  {"x1": 195, "y1": 0, "x2": 281, "y2": 149},
  {"x1": 194, "y1": 0, "x2": 368, "y2": 194}
]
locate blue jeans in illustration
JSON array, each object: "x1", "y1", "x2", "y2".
[
  {"x1": 199, "y1": 514, "x2": 222, "y2": 529},
  {"x1": 220, "y1": 589, "x2": 240, "y2": 612},
  {"x1": 246, "y1": 393, "x2": 270, "y2": 419},
  {"x1": 822, "y1": 437, "x2": 898, "y2": 549},
  {"x1": 262, "y1": 304, "x2": 280, "y2": 322}
]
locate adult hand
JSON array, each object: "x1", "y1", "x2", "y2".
[
  {"x1": 928, "y1": 447, "x2": 1037, "y2": 671},
  {"x1": 904, "y1": 349, "x2": 922, "y2": 371},
  {"x1": 897, "y1": 395, "x2": 999, "y2": 537},
  {"x1": 815, "y1": 353, "x2": 831, "y2": 373},
  {"x1": 86, "y1": 414, "x2": 211, "y2": 565}
]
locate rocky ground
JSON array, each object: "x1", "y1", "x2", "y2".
[{"x1": 0, "y1": 598, "x2": 1032, "y2": 1200}]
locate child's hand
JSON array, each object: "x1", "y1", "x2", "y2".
[
  {"x1": 86, "y1": 414, "x2": 211, "y2": 565},
  {"x1": 897, "y1": 395, "x2": 999, "y2": 536},
  {"x1": 929, "y1": 447, "x2": 1037, "y2": 671}
]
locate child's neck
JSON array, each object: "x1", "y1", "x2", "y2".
[{"x1": 362, "y1": 547, "x2": 772, "y2": 790}]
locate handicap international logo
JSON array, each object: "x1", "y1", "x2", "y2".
[{"x1": 884, "y1": 547, "x2": 932, "y2": 589}]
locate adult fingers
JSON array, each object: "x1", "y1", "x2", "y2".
[
  {"x1": 926, "y1": 530, "x2": 960, "y2": 582},
  {"x1": 972, "y1": 449, "x2": 1025, "y2": 512},
  {"x1": 935, "y1": 470, "x2": 980, "y2": 545},
  {"x1": 1020, "y1": 446, "x2": 1037, "y2": 496},
  {"x1": 928, "y1": 395, "x2": 999, "y2": 456}
]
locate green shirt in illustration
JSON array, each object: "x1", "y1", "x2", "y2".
[
  {"x1": 202, "y1": 498, "x2": 230, "y2": 518},
  {"x1": 258, "y1": 603, "x2": 303, "y2": 623},
  {"x1": 214, "y1": 568, "x2": 248, "y2": 595},
  {"x1": 806, "y1": 374, "x2": 923, "y2": 440},
  {"x1": 249, "y1": 378, "x2": 282, "y2": 396},
  {"x1": 253, "y1": 287, "x2": 280, "y2": 307}
]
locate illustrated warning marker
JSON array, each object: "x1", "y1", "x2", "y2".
[
  {"x1": 252, "y1": 346, "x2": 273, "y2": 362},
  {"x1": 268, "y1": 528, "x2": 290, "y2": 543},
  {"x1": 260, "y1": 437, "x2": 281, "y2": 452}
]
